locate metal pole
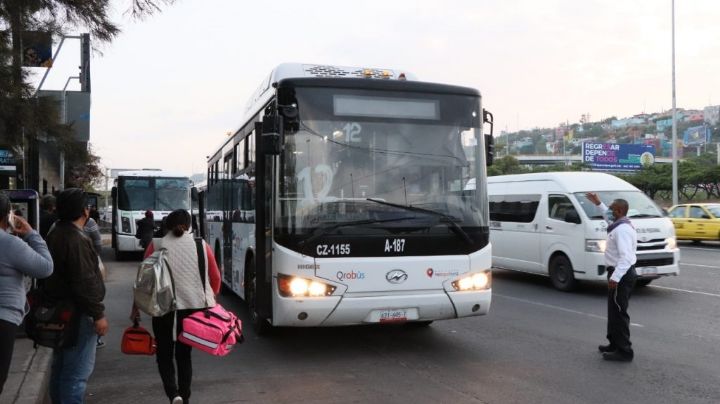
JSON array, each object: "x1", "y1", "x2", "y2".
[
  {"x1": 671, "y1": 0, "x2": 679, "y2": 205},
  {"x1": 59, "y1": 76, "x2": 79, "y2": 190}
]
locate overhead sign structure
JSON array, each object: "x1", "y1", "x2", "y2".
[{"x1": 582, "y1": 143, "x2": 655, "y2": 171}]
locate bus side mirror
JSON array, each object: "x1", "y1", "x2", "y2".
[
  {"x1": 111, "y1": 187, "x2": 117, "y2": 199},
  {"x1": 483, "y1": 109, "x2": 494, "y2": 166},
  {"x1": 191, "y1": 187, "x2": 198, "y2": 202},
  {"x1": 485, "y1": 134, "x2": 494, "y2": 166},
  {"x1": 256, "y1": 118, "x2": 283, "y2": 156}
]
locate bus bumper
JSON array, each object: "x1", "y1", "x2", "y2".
[
  {"x1": 271, "y1": 290, "x2": 491, "y2": 327},
  {"x1": 116, "y1": 234, "x2": 143, "y2": 252}
]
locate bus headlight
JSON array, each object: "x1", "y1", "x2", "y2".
[
  {"x1": 451, "y1": 271, "x2": 491, "y2": 291},
  {"x1": 665, "y1": 236, "x2": 677, "y2": 250},
  {"x1": 278, "y1": 274, "x2": 336, "y2": 297},
  {"x1": 121, "y1": 217, "x2": 131, "y2": 233},
  {"x1": 585, "y1": 239, "x2": 606, "y2": 253}
]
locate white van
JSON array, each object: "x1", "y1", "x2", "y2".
[{"x1": 486, "y1": 172, "x2": 680, "y2": 291}]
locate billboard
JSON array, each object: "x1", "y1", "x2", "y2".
[
  {"x1": 38, "y1": 90, "x2": 91, "y2": 142},
  {"x1": 683, "y1": 125, "x2": 710, "y2": 146},
  {"x1": 21, "y1": 31, "x2": 53, "y2": 67},
  {"x1": 582, "y1": 143, "x2": 655, "y2": 171}
]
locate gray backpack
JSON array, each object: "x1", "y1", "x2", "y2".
[{"x1": 133, "y1": 247, "x2": 176, "y2": 317}]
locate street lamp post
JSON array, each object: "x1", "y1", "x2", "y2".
[
  {"x1": 60, "y1": 76, "x2": 80, "y2": 190},
  {"x1": 671, "y1": 0, "x2": 679, "y2": 205}
]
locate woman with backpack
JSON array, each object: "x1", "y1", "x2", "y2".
[{"x1": 130, "y1": 209, "x2": 220, "y2": 404}]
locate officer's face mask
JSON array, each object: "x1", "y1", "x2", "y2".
[{"x1": 605, "y1": 208, "x2": 616, "y2": 223}]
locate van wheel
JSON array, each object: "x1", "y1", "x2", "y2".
[
  {"x1": 549, "y1": 255, "x2": 577, "y2": 292},
  {"x1": 244, "y1": 256, "x2": 272, "y2": 336},
  {"x1": 635, "y1": 278, "x2": 653, "y2": 288},
  {"x1": 114, "y1": 249, "x2": 125, "y2": 261}
]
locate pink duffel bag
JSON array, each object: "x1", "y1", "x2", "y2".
[{"x1": 178, "y1": 304, "x2": 244, "y2": 356}]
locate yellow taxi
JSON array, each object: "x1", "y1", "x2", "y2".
[{"x1": 667, "y1": 203, "x2": 720, "y2": 241}]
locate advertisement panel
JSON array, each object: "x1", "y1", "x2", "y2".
[
  {"x1": 682, "y1": 125, "x2": 710, "y2": 146},
  {"x1": 582, "y1": 143, "x2": 655, "y2": 171}
]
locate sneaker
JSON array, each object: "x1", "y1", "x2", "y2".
[
  {"x1": 96, "y1": 338, "x2": 106, "y2": 349},
  {"x1": 171, "y1": 397, "x2": 183, "y2": 404}
]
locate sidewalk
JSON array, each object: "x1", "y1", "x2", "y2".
[{"x1": 0, "y1": 337, "x2": 52, "y2": 404}]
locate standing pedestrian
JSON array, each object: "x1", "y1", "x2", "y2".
[
  {"x1": 0, "y1": 192, "x2": 53, "y2": 395},
  {"x1": 39, "y1": 194, "x2": 57, "y2": 239},
  {"x1": 586, "y1": 192, "x2": 637, "y2": 362},
  {"x1": 135, "y1": 210, "x2": 155, "y2": 250},
  {"x1": 83, "y1": 215, "x2": 106, "y2": 349},
  {"x1": 45, "y1": 188, "x2": 108, "y2": 402},
  {"x1": 130, "y1": 209, "x2": 220, "y2": 404}
]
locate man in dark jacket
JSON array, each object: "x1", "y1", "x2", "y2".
[
  {"x1": 135, "y1": 209, "x2": 155, "y2": 249},
  {"x1": 45, "y1": 188, "x2": 107, "y2": 403}
]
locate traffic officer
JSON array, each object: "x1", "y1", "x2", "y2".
[{"x1": 586, "y1": 192, "x2": 637, "y2": 362}]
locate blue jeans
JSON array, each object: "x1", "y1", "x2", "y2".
[{"x1": 49, "y1": 316, "x2": 97, "y2": 404}]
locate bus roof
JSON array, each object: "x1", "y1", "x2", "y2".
[
  {"x1": 241, "y1": 63, "x2": 418, "y2": 129},
  {"x1": 117, "y1": 170, "x2": 190, "y2": 179},
  {"x1": 487, "y1": 172, "x2": 638, "y2": 193}
]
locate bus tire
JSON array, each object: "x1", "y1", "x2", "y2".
[
  {"x1": 549, "y1": 254, "x2": 577, "y2": 292},
  {"x1": 244, "y1": 255, "x2": 272, "y2": 336}
]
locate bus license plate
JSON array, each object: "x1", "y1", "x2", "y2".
[{"x1": 369, "y1": 308, "x2": 418, "y2": 323}]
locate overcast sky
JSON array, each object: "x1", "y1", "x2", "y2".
[{"x1": 32, "y1": 0, "x2": 720, "y2": 175}]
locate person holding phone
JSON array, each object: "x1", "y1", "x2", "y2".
[{"x1": 0, "y1": 191, "x2": 54, "y2": 395}]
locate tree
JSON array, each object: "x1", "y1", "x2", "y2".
[{"x1": 487, "y1": 156, "x2": 529, "y2": 176}]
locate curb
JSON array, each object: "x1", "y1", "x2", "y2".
[{"x1": 9, "y1": 340, "x2": 52, "y2": 404}]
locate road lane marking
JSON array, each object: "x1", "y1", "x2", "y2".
[
  {"x1": 493, "y1": 293, "x2": 644, "y2": 327},
  {"x1": 649, "y1": 285, "x2": 720, "y2": 298},
  {"x1": 680, "y1": 263, "x2": 719, "y2": 269}
]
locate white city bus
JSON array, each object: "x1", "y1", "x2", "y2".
[
  {"x1": 111, "y1": 170, "x2": 193, "y2": 259},
  {"x1": 202, "y1": 63, "x2": 495, "y2": 332}
]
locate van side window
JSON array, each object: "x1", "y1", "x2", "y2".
[
  {"x1": 489, "y1": 194, "x2": 540, "y2": 223},
  {"x1": 548, "y1": 195, "x2": 578, "y2": 221}
]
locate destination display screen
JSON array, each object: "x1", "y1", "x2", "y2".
[{"x1": 333, "y1": 95, "x2": 439, "y2": 120}]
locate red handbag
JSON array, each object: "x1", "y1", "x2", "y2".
[{"x1": 121, "y1": 320, "x2": 156, "y2": 355}]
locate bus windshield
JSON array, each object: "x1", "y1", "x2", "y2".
[
  {"x1": 117, "y1": 177, "x2": 191, "y2": 211},
  {"x1": 277, "y1": 87, "x2": 488, "y2": 242}
]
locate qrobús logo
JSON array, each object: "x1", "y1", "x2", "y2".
[{"x1": 337, "y1": 270, "x2": 365, "y2": 281}]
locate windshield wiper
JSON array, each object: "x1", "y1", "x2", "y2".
[
  {"x1": 366, "y1": 198, "x2": 474, "y2": 246},
  {"x1": 299, "y1": 216, "x2": 417, "y2": 254}
]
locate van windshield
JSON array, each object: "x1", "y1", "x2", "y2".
[{"x1": 573, "y1": 191, "x2": 664, "y2": 219}]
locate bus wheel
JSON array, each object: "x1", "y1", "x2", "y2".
[
  {"x1": 549, "y1": 254, "x2": 577, "y2": 292},
  {"x1": 244, "y1": 256, "x2": 272, "y2": 336},
  {"x1": 635, "y1": 278, "x2": 653, "y2": 288}
]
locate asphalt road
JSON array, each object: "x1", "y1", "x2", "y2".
[{"x1": 86, "y1": 242, "x2": 720, "y2": 404}]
